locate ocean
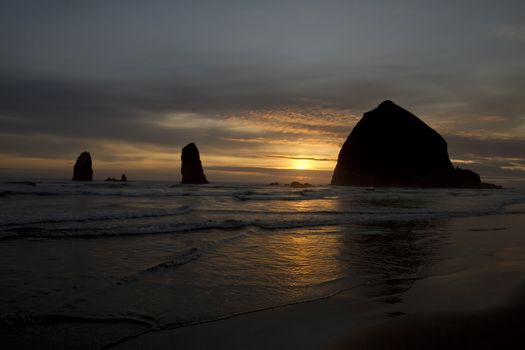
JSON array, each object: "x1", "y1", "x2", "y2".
[{"x1": 1, "y1": 180, "x2": 524, "y2": 347}]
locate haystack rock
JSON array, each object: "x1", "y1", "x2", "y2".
[
  {"x1": 181, "y1": 143, "x2": 209, "y2": 184},
  {"x1": 72, "y1": 152, "x2": 93, "y2": 181},
  {"x1": 331, "y1": 101, "x2": 499, "y2": 188}
]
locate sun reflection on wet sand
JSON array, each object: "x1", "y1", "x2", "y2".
[{"x1": 268, "y1": 227, "x2": 346, "y2": 288}]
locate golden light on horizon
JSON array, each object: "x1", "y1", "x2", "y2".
[{"x1": 290, "y1": 159, "x2": 315, "y2": 170}]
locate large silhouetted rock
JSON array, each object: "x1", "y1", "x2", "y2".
[
  {"x1": 72, "y1": 152, "x2": 93, "y2": 181},
  {"x1": 331, "y1": 101, "x2": 499, "y2": 188},
  {"x1": 181, "y1": 143, "x2": 209, "y2": 184}
]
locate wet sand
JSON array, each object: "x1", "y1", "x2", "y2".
[
  {"x1": 340, "y1": 212, "x2": 525, "y2": 350},
  {"x1": 117, "y1": 213, "x2": 525, "y2": 349}
]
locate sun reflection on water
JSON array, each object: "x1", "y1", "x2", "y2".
[{"x1": 271, "y1": 227, "x2": 345, "y2": 288}]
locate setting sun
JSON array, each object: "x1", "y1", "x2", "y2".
[{"x1": 290, "y1": 159, "x2": 315, "y2": 170}]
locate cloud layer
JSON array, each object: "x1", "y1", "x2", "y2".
[{"x1": 1, "y1": 1, "x2": 524, "y2": 183}]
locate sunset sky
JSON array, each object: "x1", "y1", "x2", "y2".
[{"x1": 1, "y1": 1, "x2": 524, "y2": 183}]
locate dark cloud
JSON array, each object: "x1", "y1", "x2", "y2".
[{"x1": 447, "y1": 136, "x2": 525, "y2": 160}]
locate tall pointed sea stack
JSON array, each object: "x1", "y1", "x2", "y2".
[
  {"x1": 331, "y1": 101, "x2": 498, "y2": 188},
  {"x1": 72, "y1": 152, "x2": 93, "y2": 181},
  {"x1": 181, "y1": 143, "x2": 209, "y2": 184}
]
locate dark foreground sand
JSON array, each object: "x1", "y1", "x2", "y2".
[
  {"x1": 339, "y1": 212, "x2": 525, "y2": 350},
  {"x1": 117, "y1": 212, "x2": 525, "y2": 349},
  {"x1": 341, "y1": 298, "x2": 525, "y2": 349}
]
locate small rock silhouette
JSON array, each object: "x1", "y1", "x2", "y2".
[
  {"x1": 181, "y1": 143, "x2": 209, "y2": 184},
  {"x1": 72, "y1": 152, "x2": 93, "y2": 181}
]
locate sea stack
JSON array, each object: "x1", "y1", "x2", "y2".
[
  {"x1": 181, "y1": 143, "x2": 209, "y2": 184},
  {"x1": 72, "y1": 152, "x2": 93, "y2": 181},
  {"x1": 331, "y1": 101, "x2": 498, "y2": 188}
]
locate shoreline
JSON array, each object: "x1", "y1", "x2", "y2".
[{"x1": 116, "y1": 212, "x2": 525, "y2": 349}]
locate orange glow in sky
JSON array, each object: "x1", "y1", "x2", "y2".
[{"x1": 0, "y1": 105, "x2": 523, "y2": 184}]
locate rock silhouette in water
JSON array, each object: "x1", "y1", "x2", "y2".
[
  {"x1": 72, "y1": 152, "x2": 93, "y2": 181},
  {"x1": 181, "y1": 143, "x2": 209, "y2": 184},
  {"x1": 288, "y1": 181, "x2": 313, "y2": 188},
  {"x1": 331, "y1": 101, "x2": 499, "y2": 188},
  {"x1": 105, "y1": 174, "x2": 128, "y2": 182}
]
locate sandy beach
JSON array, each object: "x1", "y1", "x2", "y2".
[{"x1": 116, "y1": 212, "x2": 525, "y2": 349}]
